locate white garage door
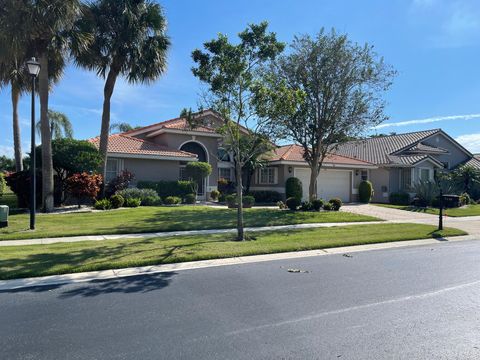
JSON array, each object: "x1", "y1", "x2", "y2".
[{"x1": 294, "y1": 168, "x2": 351, "y2": 202}]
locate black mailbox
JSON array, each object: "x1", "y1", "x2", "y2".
[{"x1": 441, "y1": 194, "x2": 460, "y2": 208}]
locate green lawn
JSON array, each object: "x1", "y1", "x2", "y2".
[
  {"x1": 374, "y1": 203, "x2": 480, "y2": 217},
  {"x1": 0, "y1": 223, "x2": 465, "y2": 280},
  {"x1": 0, "y1": 206, "x2": 379, "y2": 241}
]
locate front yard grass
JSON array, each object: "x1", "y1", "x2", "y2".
[
  {"x1": 0, "y1": 206, "x2": 379, "y2": 241},
  {"x1": 374, "y1": 203, "x2": 480, "y2": 217},
  {"x1": 0, "y1": 223, "x2": 465, "y2": 280}
]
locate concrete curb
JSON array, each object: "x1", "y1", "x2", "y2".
[
  {"x1": 0, "y1": 221, "x2": 386, "y2": 247},
  {"x1": 0, "y1": 234, "x2": 475, "y2": 291}
]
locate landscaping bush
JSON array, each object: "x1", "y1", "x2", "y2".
[
  {"x1": 184, "y1": 193, "x2": 196, "y2": 204},
  {"x1": 243, "y1": 195, "x2": 255, "y2": 207},
  {"x1": 118, "y1": 188, "x2": 158, "y2": 202},
  {"x1": 210, "y1": 189, "x2": 220, "y2": 201},
  {"x1": 358, "y1": 180, "x2": 373, "y2": 203},
  {"x1": 285, "y1": 177, "x2": 302, "y2": 201},
  {"x1": 277, "y1": 200, "x2": 286, "y2": 210},
  {"x1": 94, "y1": 199, "x2": 112, "y2": 210},
  {"x1": 312, "y1": 199, "x2": 323, "y2": 211},
  {"x1": 247, "y1": 190, "x2": 282, "y2": 204},
  {"x1": 124, "y1": 198, "x2": 141, "y2": 207},
  {"x1": 413, "y1": 180, "x2": 438, "y2": 207},
  {"x1": 300, "y1": 201, "x2": 313, "y2": 211},
  {"x1": 66, "y1": 172, "x2": 103, "y2": 208},
  {"x1": 460, "y1": 192, "x2": 471, "y2": 206},
  {"x1": 0, "y1": 173, "x2": 5, "y2": 198},
  {"x1": 106, "y1": 170, "x2": 134, "y2": 197},
  {"x1": 142, "y1": 195, "x2": 162, "y2": 206},
  {"x1": 5, "y1": 170, "x2": 42, "y2": 208},
  {"x1": 323, "y1": 202, "x2": 333, "y2": 211},
  {"x1": 328, "y1": 198, "x2": 342, "y2": 211},
  {"x1": 218, "y1": 178, "x2": 235, "y2": 195},
  {"x1": 109, "y1": 194, "x2": 124, "y2": 209},
  {"x1": 137, "y1": 180, "x2": 194, "y2": 198},
  {"x1": 225, "y1": 194, "x2": 236, "y2": 207},
  {"x1": 185, "y1": 161, "x2": 212, "y2": 196},
  {"x1": 285, "y1": 197, "x2": 300, "y2": 211},
  {"x1": 164, "y1": 196, "x2": 181, "y2": 205},
  {"x1": 389, "y1": 192, "x2": 410, "y2": 205}
]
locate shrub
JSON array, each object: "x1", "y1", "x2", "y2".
[
  {"x1": 184, "y1": 193, "x2": 196, "y2": 204},
  {"x1": 323, "y1": 202, "x2": 333, "y2": 211},
  {"x1": 142, "y1": 195, "x2": 162, "y2": 206},
  {"x1": 210, "y1": 189, "x2": 220, "y2": 201},
  {"x1": 285, "y1": 177, "x2": 302, "y2": 201},
  {"x1": 164, "y1": 196, "x2": 181, "y2": 205},
  {"x1": 285, "y1": 197, "x2": 300, "y2": 211},
  {"x1": 277, "y1": 201, "x2": 286, "y2": 210},
  {"x1": 243, "y1": 195, "x2": 255, "y2": 207},
  {"x1": 218, "y1": 178, "x2": 235, "y2": 195},
  {"x1": 137, "y1": 180, "x2": 194, "y2": 198},
  {"x1": 124, "y1": 198, "x2": 141, "y2": 207},
  {"x1": 0, "y1": 173, "x2": 5, "y2": 198},
  {"x1": 328, "y1": 198, "x2": 342, "y2": 211},
  {"x1": 106, "y1": 170, "x2": 134, "y2": 197},
  {"x1": 358, "y1": 180, "x2": 373, "y2": 203},
  {"x1": 389, "y1": 192, "x2": 410, "y2": 205},
  {"x1": 94, "y1": 199, "x2": 112, "y2": 210},
  {"x1": 185, "y1": 162, "x2": 212, "y2": 195},
  {"x1": 460, "y1": 192, "x2": 471, "y2": 206},
  {"x1": 118, "y1": 188, "x2": 158, "y2": 202},
  {"x1": 110, "y1": 194, "x2": 124, "y2": 209},
  {"x1": 413, "y1": 180, "x2": 438, "y2": 207},
  {"x1": 5, "y1": 170, "x2": 42, "y2": 208},
  {"x1": 225, "y1": 194, "x2": 237, "y2": 207},
  {"x1": 247, "y1": 190, "x2": 282, "y2": 204},
  {"x1": 300, "y1": 201, "x2": 313, "y2": 211},
  {"x1": 66, "y1": 172, "x2": 103, "y2": 208},
  {"x1": 312, "y1": 199, "x2": 323, "y2": 211}
]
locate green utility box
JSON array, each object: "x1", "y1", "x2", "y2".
[{"x1": 0, "y1": 205, "x2": 8, "y2": 228}]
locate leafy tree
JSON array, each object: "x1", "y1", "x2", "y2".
[
  {"x1": 0, "y1": 156, "x2": 15, "y2": 172},
  {"x1": 73, "y1": 0, "x2": 170, "y2": 194},
  {"x1": 450, "y1": 165, "x2": 480, "y2": 195},
  {"x1": 185, "y1": 162, "x2": 212, "y2": 199},
  {"x1": 66, "y1": 172, "x2": 102, "y2": 208},
  {"x1": 266, "y1": 29, "x2": 395, "y2": 200},
  {"x1": 191, "y1": 22, "x2": 289, "y2": 240},
  {"x1": 36, "y1": 109, "x2": 74, "y2": 139}
]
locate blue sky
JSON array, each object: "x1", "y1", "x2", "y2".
[{"x1": 2, "y1": 0, "x2": 480, "y2": 157}]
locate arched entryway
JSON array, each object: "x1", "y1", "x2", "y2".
[{"x1": 179, "y1": 141, "x2": 208, "y2": 196}]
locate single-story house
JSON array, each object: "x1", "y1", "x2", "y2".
[{"x1": 89, "y1": 110, "x2": 480, "y2": 203}]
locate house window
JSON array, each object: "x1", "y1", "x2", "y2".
[
  {"x1": 106, "y1": 159, "x2": 119, "y2": 182},
  {"x1": 419, "y1": 168, "x2": 431, "y2": 181},
  {"x1": 217, "y1": 147, "x2": 230, "y2": 162},
  {"x1": 179, "y1": 166, "x2": 187, "y2": 181},
  {"x1": 361, "y1": 170, "x2": 368, "y2": 181},
  {"x1": 218, "y1": 167, "x2": 231, "y2": 181},
  {"x1": 401, "y1": 168, "x2": 412, "y2": 191},
  {"x1": 258, "y1": 167, "x2": 277, "y2": 185}
]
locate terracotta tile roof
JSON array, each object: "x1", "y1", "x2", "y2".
[
  {"x1": 270, "y1": 144, "x2": 375, "y2": 166},
  {"x1": 88, "y1": 134, "x2": 197, "y2": 159},
  {"x1": 333, "y1": 129, "x2": 441, "y2": 165}
]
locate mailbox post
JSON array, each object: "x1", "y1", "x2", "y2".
[{"x1": 438, "y1": 188, "x2": 443, "y2": 231}]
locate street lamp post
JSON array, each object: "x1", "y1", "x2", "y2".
[{"x1": 26, "y1": 57, "x2": 41, "y2": 230}]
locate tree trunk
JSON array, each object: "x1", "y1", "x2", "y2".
[
  {"x1": 39, "y1": 53, "x2": 54, "y2": 212},
  {"x1": 99, "y1": 68, "x2": 118, "y2": 197},
  {"x1": 11, "y1": 83, "x2": 23, "y2": 172},
  {"x1": 235, "y1": 157, "x2": 244, "y2": 241},
  {"x1": 308, "y1": 162, "x2": 319, "y2": 201}
]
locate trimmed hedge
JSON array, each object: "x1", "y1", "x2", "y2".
[
  {"x1": 94, "y1": 199, "x2": 112, "y2": 210},
  {"x1": 358, "y1": 180, "x2": 373, "y2": 203},
  {"x1": 164, "y1": 196, "x2": 181, "y2": 205},
  {"x1": 117, "y1": 188, "x2": 157, "y2": 202},
  {"x1": 389, "y1": 192, "x2": 410, "y2": 205},
  {"x1": 247, "y1": 190, "x2": 282, "y2": 204},
  {"x1": 285, "y1": 177, "x2": 303, "y2": 201},
  {"x1": 328, "y1": 198, "x2": 342, "y2": 211},
  {"x1": 286, "y1": 197, "x2": 300, "y2": 211},
  {"x1": 110, "y1": 194, "x2": 124, "y2": 209},
  {"x1": 184, "y1": 193, "x2": 196, "y2": 204},
  {"x1": 137, "y1": 180, "x2": 194, "y2": 198}
]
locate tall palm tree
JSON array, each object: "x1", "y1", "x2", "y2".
[
  {"x1": 73, "y1": 0, "x2": 170, "y2": 190},
  {"x1": 109, "y1": 122, "x2": 134, "y2": 134},
  {"x1": 36, "y1": 109, "x2": 74, "y2": 139},
  {"x1": 20, "y1": 0, "x2": 84, "y2": 212}
]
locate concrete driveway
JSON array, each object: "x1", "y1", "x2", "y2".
[{"x1": 342, "y1": 203, "x2": 480, "y2": 236}]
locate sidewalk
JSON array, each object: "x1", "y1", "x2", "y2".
[
  {"x1": 0, "y1": 234, "x2": 475, "y2": 291},
  {"x1": 0, "y1": 220, "x2": 386, "y2": 247}
]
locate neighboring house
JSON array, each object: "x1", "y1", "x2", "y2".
[{"x1": 89, "y1": 111, "x2": 480, "y2": 203}]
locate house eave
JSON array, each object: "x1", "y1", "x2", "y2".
[
  {"x1": 107, "y1": 152, "x2": 198, "y2": 162},
  {"x1": 268, "y1": 160, "x2": 377, "y2": 169},
  {"x1": 146, "y1": 129, "x2": 223, "y2": 138}
]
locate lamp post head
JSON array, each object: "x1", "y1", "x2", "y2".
[{"x1": 26, "y1": 57, "x2": 41, "y2": 77}]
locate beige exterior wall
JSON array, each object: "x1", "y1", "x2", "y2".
[
  {"x1": 370, "y1": 168, "x2": 391, "y2": 203},
  {"x1": 422, "y1": 133, "x2": 470, "y2": 169},
  {"x1": 121, "y1": 158, "x2": 182, "y2": 184}
]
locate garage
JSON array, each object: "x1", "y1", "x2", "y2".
[{"x1": 294, "y1": 168, "x2": 351, "y2": 202}]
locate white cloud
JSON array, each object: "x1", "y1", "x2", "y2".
[
  {"x1": 374, "y1": 113, "x2": 480, "y2": 129},
  {"x1": 456, "y1": 133, "x2": 480, "y2": 153}
]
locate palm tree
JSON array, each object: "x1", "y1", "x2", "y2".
[
  {"x1": 109, "y1": 122, "x2": 134, "y2": 134},
  {"x1": 20, "y1": 0, "x2": 84, "y2": 211},
  {"x1": 73, "y1": 0, "x2": 170, "y2": 190},
  {"x1": 36, "y1": 110, "x2": 74, "y2": 139}
]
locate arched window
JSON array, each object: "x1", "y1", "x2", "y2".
[
  {"x1": 217, "y1": 147, "x2": 230, "y2": 162},
  {"x1": 180, "y1": 141, "x2": 207, "y2": 162}
]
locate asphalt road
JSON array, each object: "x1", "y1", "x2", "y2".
[{"x1": 2, "y1": 240, "x2": 480, "y2": 360}]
